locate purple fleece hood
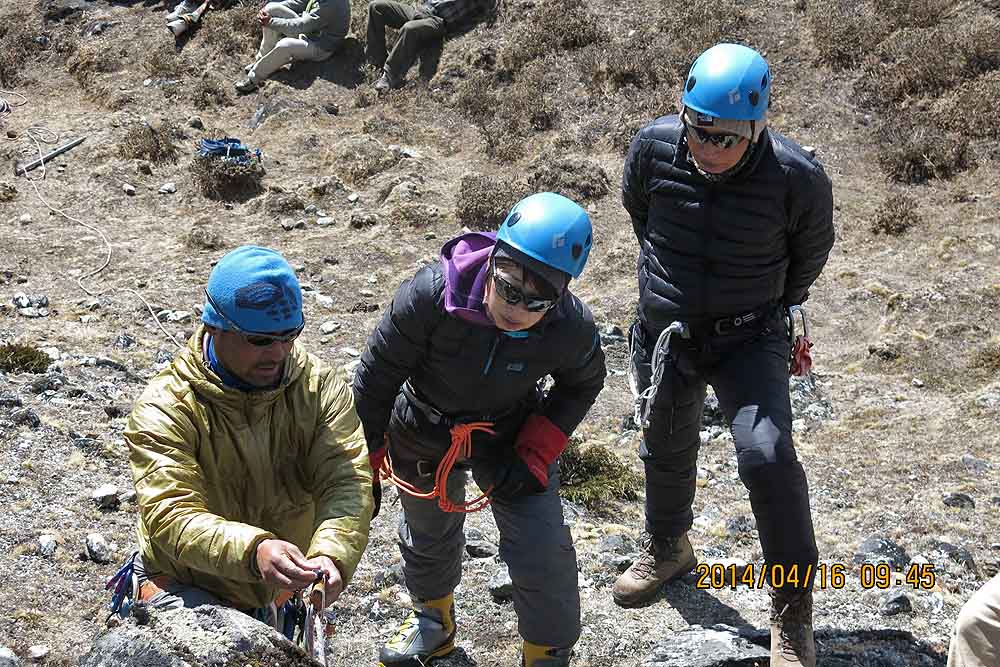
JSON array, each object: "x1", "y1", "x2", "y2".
[{"x1": 440, "y1": 231, "x2": 496, "y2": 327}]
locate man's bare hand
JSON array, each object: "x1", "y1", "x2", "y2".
[
  {"x1": 304, "y1": 555, "x2": 345, "y2": 606},
  {"x1": 255, "y1": 539, "x2": 322, "y2": 590},
  {"x1": 258, "y1": 8, "x2": 271, "y2": 26}
]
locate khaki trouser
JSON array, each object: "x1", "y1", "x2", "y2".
[
  {"x1": 949, "y1": 574, "x2": 1000, "y2": 667},
  {"x1": 249, "y1": 3, "x2": 334, "y2": 83}
]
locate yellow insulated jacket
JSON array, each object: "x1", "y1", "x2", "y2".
[{"x1": 125, "y1": 328, "x2": 373, "y2": 610}]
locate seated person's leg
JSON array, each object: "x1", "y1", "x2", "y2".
[
  {"x1": 381, "y1": 15, "x2": 445, "y2": 88},
  {"x1": 254, "y1": 3, "x2": 302, "y2": 61},
  {"x1": 365, "y1": 0, "x2": 419, "y2": 69},
  {"x1": 949, "y1": 574, "x2": 1000, "y2": 667},
  {"x1": 249, "y1": 37, "x2": 314, "y2": 83},
  {"x1": 134, "y1": 554, "x2": 223, "y2": 611}
]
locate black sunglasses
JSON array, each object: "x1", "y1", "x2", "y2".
[
  {"x1": 204, "y1": 290, "x2": 305, "y2": 347},
  {"x1": 686, "y1": 123, "x2": 745, "y2": 150},
  {"x1": 491, "y1": 268, "x2": 557, "y2": 313}
]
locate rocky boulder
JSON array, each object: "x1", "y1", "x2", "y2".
[{"x1": 79, "y1": 605, "x2": 318, "y2": 667}]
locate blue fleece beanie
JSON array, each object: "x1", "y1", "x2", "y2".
[{"x1": 202, "y1": 246, "x2": 303, "y2": 333}]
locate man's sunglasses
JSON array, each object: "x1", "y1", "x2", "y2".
[
  {"x1": 686, "y1": 123, "x2": 745, "y2": 150},
  {"x1": 204, "y1": 290, "x2": 305, "y2": 347},
  {"x1": 492, "y1": 269, "x2": 557, "y2": 313}
]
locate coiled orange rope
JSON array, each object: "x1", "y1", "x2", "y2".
[{"x1": 379, "y1": 422, "x2": 496, "y2": 513}]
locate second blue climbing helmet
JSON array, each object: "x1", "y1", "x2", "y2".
[{"x1": 496, "y1": 192, "x2": 593, "y2": 279}]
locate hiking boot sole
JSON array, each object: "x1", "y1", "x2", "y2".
[
  {"x1": 611, "y1": 556, "x2": 698, "y2": 608},
  {"x1": 379, "y1": 640, "x2": 456, "y2": 667}
]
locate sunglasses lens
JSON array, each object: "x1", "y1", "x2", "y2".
[{"x1": 246, "y1": 336, "x2": 277, "y2": 347}]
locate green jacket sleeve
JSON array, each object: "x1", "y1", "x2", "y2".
[
  {"x1": 305, "y1": 368, "x2": 374, "y2": 584},
  {"x1": 126, "y1": 400, "x2": 275, "y2": 582}
]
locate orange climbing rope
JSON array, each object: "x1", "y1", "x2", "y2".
[{"x1": 378, "y1": 422, "x2": 496, "y2": 513}]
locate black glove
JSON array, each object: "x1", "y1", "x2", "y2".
[
  {"x1": 371, "y1": 478, "x2": 382, "y2": 519},
  {"x1": 489, "y1": 451, "x2": 546, "y2": 501}
]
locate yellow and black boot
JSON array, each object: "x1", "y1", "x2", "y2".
[
  {"x1": 521, "y1": 641, "x2": 572, "y2": 667},
  {"x1": 379, "y1": 593, "x2": 456, "y2": 666}
]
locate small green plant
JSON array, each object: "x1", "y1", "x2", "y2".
[
  {"x1": 870, "y1": 194, "x2": 921, "y2": 236},
  {"x1": 559, "y1": 439, "x2": 641, "y2": 512},
  {"x1": 0, "y1": 343, "x2": 51, "y2": 374}
]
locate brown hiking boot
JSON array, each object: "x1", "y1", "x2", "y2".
[
  {"x1": 612, "y1": 533, "x2": 697, "y2": 607},
  {"x1": 770, "y1": 588, "x2": 816, "y2": 667}
]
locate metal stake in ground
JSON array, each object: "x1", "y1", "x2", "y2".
[{"x1": 14, "y1": 136, "x2": 86, "y2": 177}]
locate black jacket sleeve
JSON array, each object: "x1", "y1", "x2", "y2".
[
  {"x1": 622, "y1": 128, "x2": 651, "y2": 245},
  {"x1": 352, "y1": 266, "x2": 443, "y2": 452},
  {"x1": 540, "y1": 298, "x2": 606, "y2": 435},
  {"x1": 783, "y1": 160, "x2": 835, "y2": 306}
]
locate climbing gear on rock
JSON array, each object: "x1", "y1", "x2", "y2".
[
  {"x1": 197, "y1": 137, "x2": 262, "y2": 167},
  {"x1": 105, "y1": 551, "x2": 140, "y2": 621},
  {"x1": 786, "y1": 305, "x2": 813, "y2": 377},
  {"x1": 497, "y1": 192, "x2": 593, "y2": 279},
  {"x1": 629, "y1": 321, "x2": 689, "y2": 429},
  {"x1": 380, "y1": 594, "x2": 457, "y2": 665},
  {"x1": 770, "y1": 588, "x2": 816, "y2": 667},
  {"x1": 612, "y1": 533, "x2": 697, "y2": 607},
  {"x1": 522, "y1": 641, "x2": 573, "y2": 667}
]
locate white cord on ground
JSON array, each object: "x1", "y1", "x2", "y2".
[
  {"x1": 0, "y1": 89, "x2": 28, "y2": 120},
  {"x1": 13, "y1": 91, "x2": 182, "y2": 348}
]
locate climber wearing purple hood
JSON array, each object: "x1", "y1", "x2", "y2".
[{"x1": 352, "y1": 193, "x2": 605, "y2": 667}]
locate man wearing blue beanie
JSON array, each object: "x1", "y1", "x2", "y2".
[{"x1": 119, "y1": 245, "x2": 373, "y2": 638}]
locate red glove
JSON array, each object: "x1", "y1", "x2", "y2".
[
  {"x1": 369, "y1": 444, "x2": 387, "y2": 477},
  {"x1": 513, "y1": 415, "x2": 569, "y2": 489},
  {"x1": 790, "y1": 335, "x2": 813, "y2": 376}
]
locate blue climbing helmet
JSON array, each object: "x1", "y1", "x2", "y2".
[
  {"x1": 681, "y1": 43, "x2": 771, "y2": 121},
  {"x1": 496, "y1": 192, "x2": 593, "y2": 279}
]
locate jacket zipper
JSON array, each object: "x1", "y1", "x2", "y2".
[{"x1": 483, "y1": 334, "x2": 501, "y2": 376}]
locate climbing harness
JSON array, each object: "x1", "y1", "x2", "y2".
[
  {"x1": 787, "y1": 305, "x2": 813, "y2": 377},
  {"x1": 629, "y1": 321, "x2": 689, "y2": 429},
  {"x1": 197, "y1": 137, "x2": 262, "y2": 166},
  {"x1": 299, "y1": 576, "x2": 328, "y2": 662},
  {"x1": 377, "y1": 421, "x2": 497, "y2": 513}
]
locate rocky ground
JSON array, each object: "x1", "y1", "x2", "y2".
[{"x1": 1, "y1": 0, "x2": 999, "y2": 665}]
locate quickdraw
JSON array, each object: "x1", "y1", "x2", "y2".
[
  {"x1": 299, "y1": 576, "x2": 328, "y2": 663},
  {"x1": 787, "y1": 305, "x2": 813, "y2": 377},
  {"x1": 629, "y1": 321, "x2": 689, "y2": 429},
  {"x1": 104, "y1": 551, "x2": 139, "y2": 622}
]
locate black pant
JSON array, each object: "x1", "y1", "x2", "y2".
[{"x1": 630, "y1": 313, "x2": 818, "y2": 591}]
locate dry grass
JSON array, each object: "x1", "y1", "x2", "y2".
[
  {"x1": 807, "y1": 0, "x2": 887, "y2": 69},
  {"x1": 874, "y1": 114, "x2": 974, "y2": 184},
  {"x1": 188, "y1": 72, "x2": 233, "y2": 109},
  {"x1": 144, "y1": 42, "x2": 194, "y2": 79},
  {"x1": 189, "y1": 154, "x2": 265, "y2": 202},
  {"x1": 0, "y1": 181, "x2": 17, "y2": 203},
  {"x1": 454, "y1": 173, "x2": 530, "y2": 231},
  {"x1": 67, "y1": 42, "x2": 126, "y2": 88},
  {"x1": 934, "y1": 70, "x2": 1000, "y2": 140},
  {"x1": 0, "y1": 11, "x2": 41, "y2": 87},
  {"x1": 197, "y1": 3, "x2": 259, "y2": 55},
  {"x1": 971, "y1": 339, "x2": 1000, "y2": 376},
  {"x1": 330, "y1": 136, "x2": 402, "y2": 185},
  {"x1": 870, "y1": 194, "x2": 921, "y2": 236},
  {"x1": 184, "y1": 223, "x2": 224, "y2": 250},
  {"x1": 496, "y1": 0, "x2": 607, "y2": 72},
  {"x1": 118, "y1": 122, "x2": 181, "y2": 164}
]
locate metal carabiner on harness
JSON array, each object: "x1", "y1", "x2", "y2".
[
  {"x1": 301, "y1": 574, "x2": 328, "y2": 662},
  {"x1": 787, "y1": 305, "x2": 809, "y2": 341},
  {"x1": 786, "y1": 305, "x2": 814, "y2": 377},
  {"x1": 630, "y1": 321, "x2": 690, "y2": 429}
]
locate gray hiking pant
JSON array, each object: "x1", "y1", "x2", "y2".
[
  {"x1": 387, "y1": 396, "x2": 581, "y2": 648},
  {"x1": 134, "y1": 553, "x2": 224, "y2": 610},
  {"x1": 949, "y1": 574, "x2": 1000, "y2": 667},
  {"x1": 630, "y1": 310, "x2": 819, "y2": 592},
  {"x1": 365, "y1": 0, "x2": 445, "y2": 82}
]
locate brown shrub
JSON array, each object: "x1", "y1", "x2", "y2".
[
  {"x1": 874, "y1": 0, "x2": 950, "y2": 29},
  {"x1": 0, "y1": 182, "x2": 17, "y2": 203},
  {"x1": 330, "y1": 136, "x2": 401, "y2": 184},
  {"x1": 67, "y1": 42, "x2": 126, "y2": 87},
  {"x1": 526, "y1": 153, "x2": 610, "y2": 201},
  {"x1": 189, "y1": 155, "x2": 265, "y2": 202},
  {"x1": 606, "y1": 88, "x2": 678, "y2": 155},
  {"x1": 0, "y1": 343, "x2": 51, "y2": 374},
  {"x1": 933, "y1": 71, "x2": 1000, "y2": 140},
  {"x1": 959, "y1": 19, "x2": 1000, "y2": 78},
  {"x1": 857, "y1": 27, "x2": 965, "y2": 107},
  {"x1": 870, "y1": 194, "x2": 920, "y2": 236},
  {"x1": 577, "y1": 29, "x2": 677, "y2": 95},
  {"x1": 455, "y1": 174, "x2": 531, "y2": 231},
  {"x1": 184, "y1": 223, "x2": 224, "y2": 250},
  {"x1": 497, "y1": 0, "x2": 607, "y2": 72},
  {"x1": 657, "y1": 0, "x2": 750, "y2": 74},
  {"x1": 875, "y1": 115, "x2": 974, "y2": 183},
  {"x1": 808, "y1": 0, "x2": 887, "y2": 69},
  {"x1": 118, "y1": 122, "x2": 181, "y2": 164},
  {"x1": 198, "y1": 3, "x2": 259, "y2": 55},
  {"x1": 189, "y1": 73, "x2": 233, "y2": 109},
  {"x1": 971, "y1": 339, "x2": 1000, "y2": 376}
]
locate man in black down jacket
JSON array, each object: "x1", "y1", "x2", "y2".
[
  {"x1": 613, "y1": 43, "x2": 834, "y2": 667},
  {"x1": 353, "y1": 192, "x2": 605, "y2": 667}
]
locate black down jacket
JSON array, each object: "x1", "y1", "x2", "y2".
[
  {"x1": 352, "y1": 264, "x2": 606, "y2": 452},
  {"x1": 622, "y1": 114, "x2": 835, "y2": 335}
]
